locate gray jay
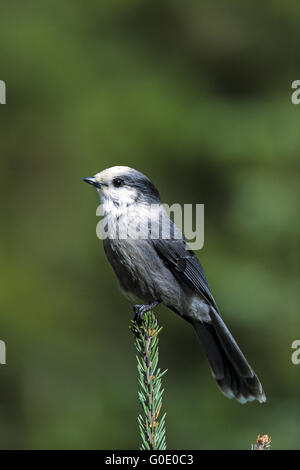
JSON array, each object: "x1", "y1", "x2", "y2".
[{"x1": 82, "y1": 166, "x2": 266, "y2": 404}]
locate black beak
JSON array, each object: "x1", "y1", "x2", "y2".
[{"x1": 82, "y1": 177, "x2": 102, "y2": 188}]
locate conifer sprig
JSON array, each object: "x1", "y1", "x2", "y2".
[
  {"x1": 251, "y1": 434, "x2": 272, "y2": 450},
  {"x1": 130, "y1": 311, "x2": 167, "y2": 450}
]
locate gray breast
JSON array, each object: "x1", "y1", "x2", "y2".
[
  {"x1": 103, "y1": 237, "x2": 184, "y2": 308},
  {"x1": 103, "y1": 237, "x2": 156, "y2": 302}
]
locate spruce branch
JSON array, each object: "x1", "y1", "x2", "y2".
[
  {"x1": 251, "y1": 434, "x2": 272, "y2": 450},
  {"x1": 130, "y1": 311, "x2": 167, "y2": 450}
]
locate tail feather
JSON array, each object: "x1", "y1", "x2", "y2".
[{"x1": 193, "y1": 308, "x2": 266, "y2": 404}]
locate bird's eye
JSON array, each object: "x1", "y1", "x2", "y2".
[{"x1": 113, "y1": 178, "x2": 124, "y2": 188}]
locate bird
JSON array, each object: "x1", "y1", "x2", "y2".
[{"x1": 82, "y1": 166, "x2": 266, "y2": 404}]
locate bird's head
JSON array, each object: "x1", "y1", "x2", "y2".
[{"x1": 82, "y1": 166, "x2": 161, "y2": 208}]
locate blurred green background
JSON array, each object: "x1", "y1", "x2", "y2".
[{"x1": 0, "y1": 0, "x2": 299, "y2": 450}]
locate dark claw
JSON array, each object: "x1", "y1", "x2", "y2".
[
  {"x1": 133, "y1": 301, "x2": 160, "y2": 325},
  {"x1": 133, "y1": 304, "x2": 146, "y2": 324}
]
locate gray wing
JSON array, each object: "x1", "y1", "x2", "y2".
[{"x1": 152, "y1": 235, "x2": 218, "y2": 310}]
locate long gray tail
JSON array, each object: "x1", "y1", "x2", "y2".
[{"x1": 193, "y1": 307, "x2": 266, "y2": 404}]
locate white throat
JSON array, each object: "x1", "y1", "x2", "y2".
[{"x1": 98, "y1": 191, "x2": 163, "y2": 241}]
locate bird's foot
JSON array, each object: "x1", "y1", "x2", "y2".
[{"x1": 133, "y1": 301, "x2": 160, "y2": 325}]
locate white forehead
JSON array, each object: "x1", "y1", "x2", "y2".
[{"x1": 95, "y1": 166, "x2": 134, "y2": 182}]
